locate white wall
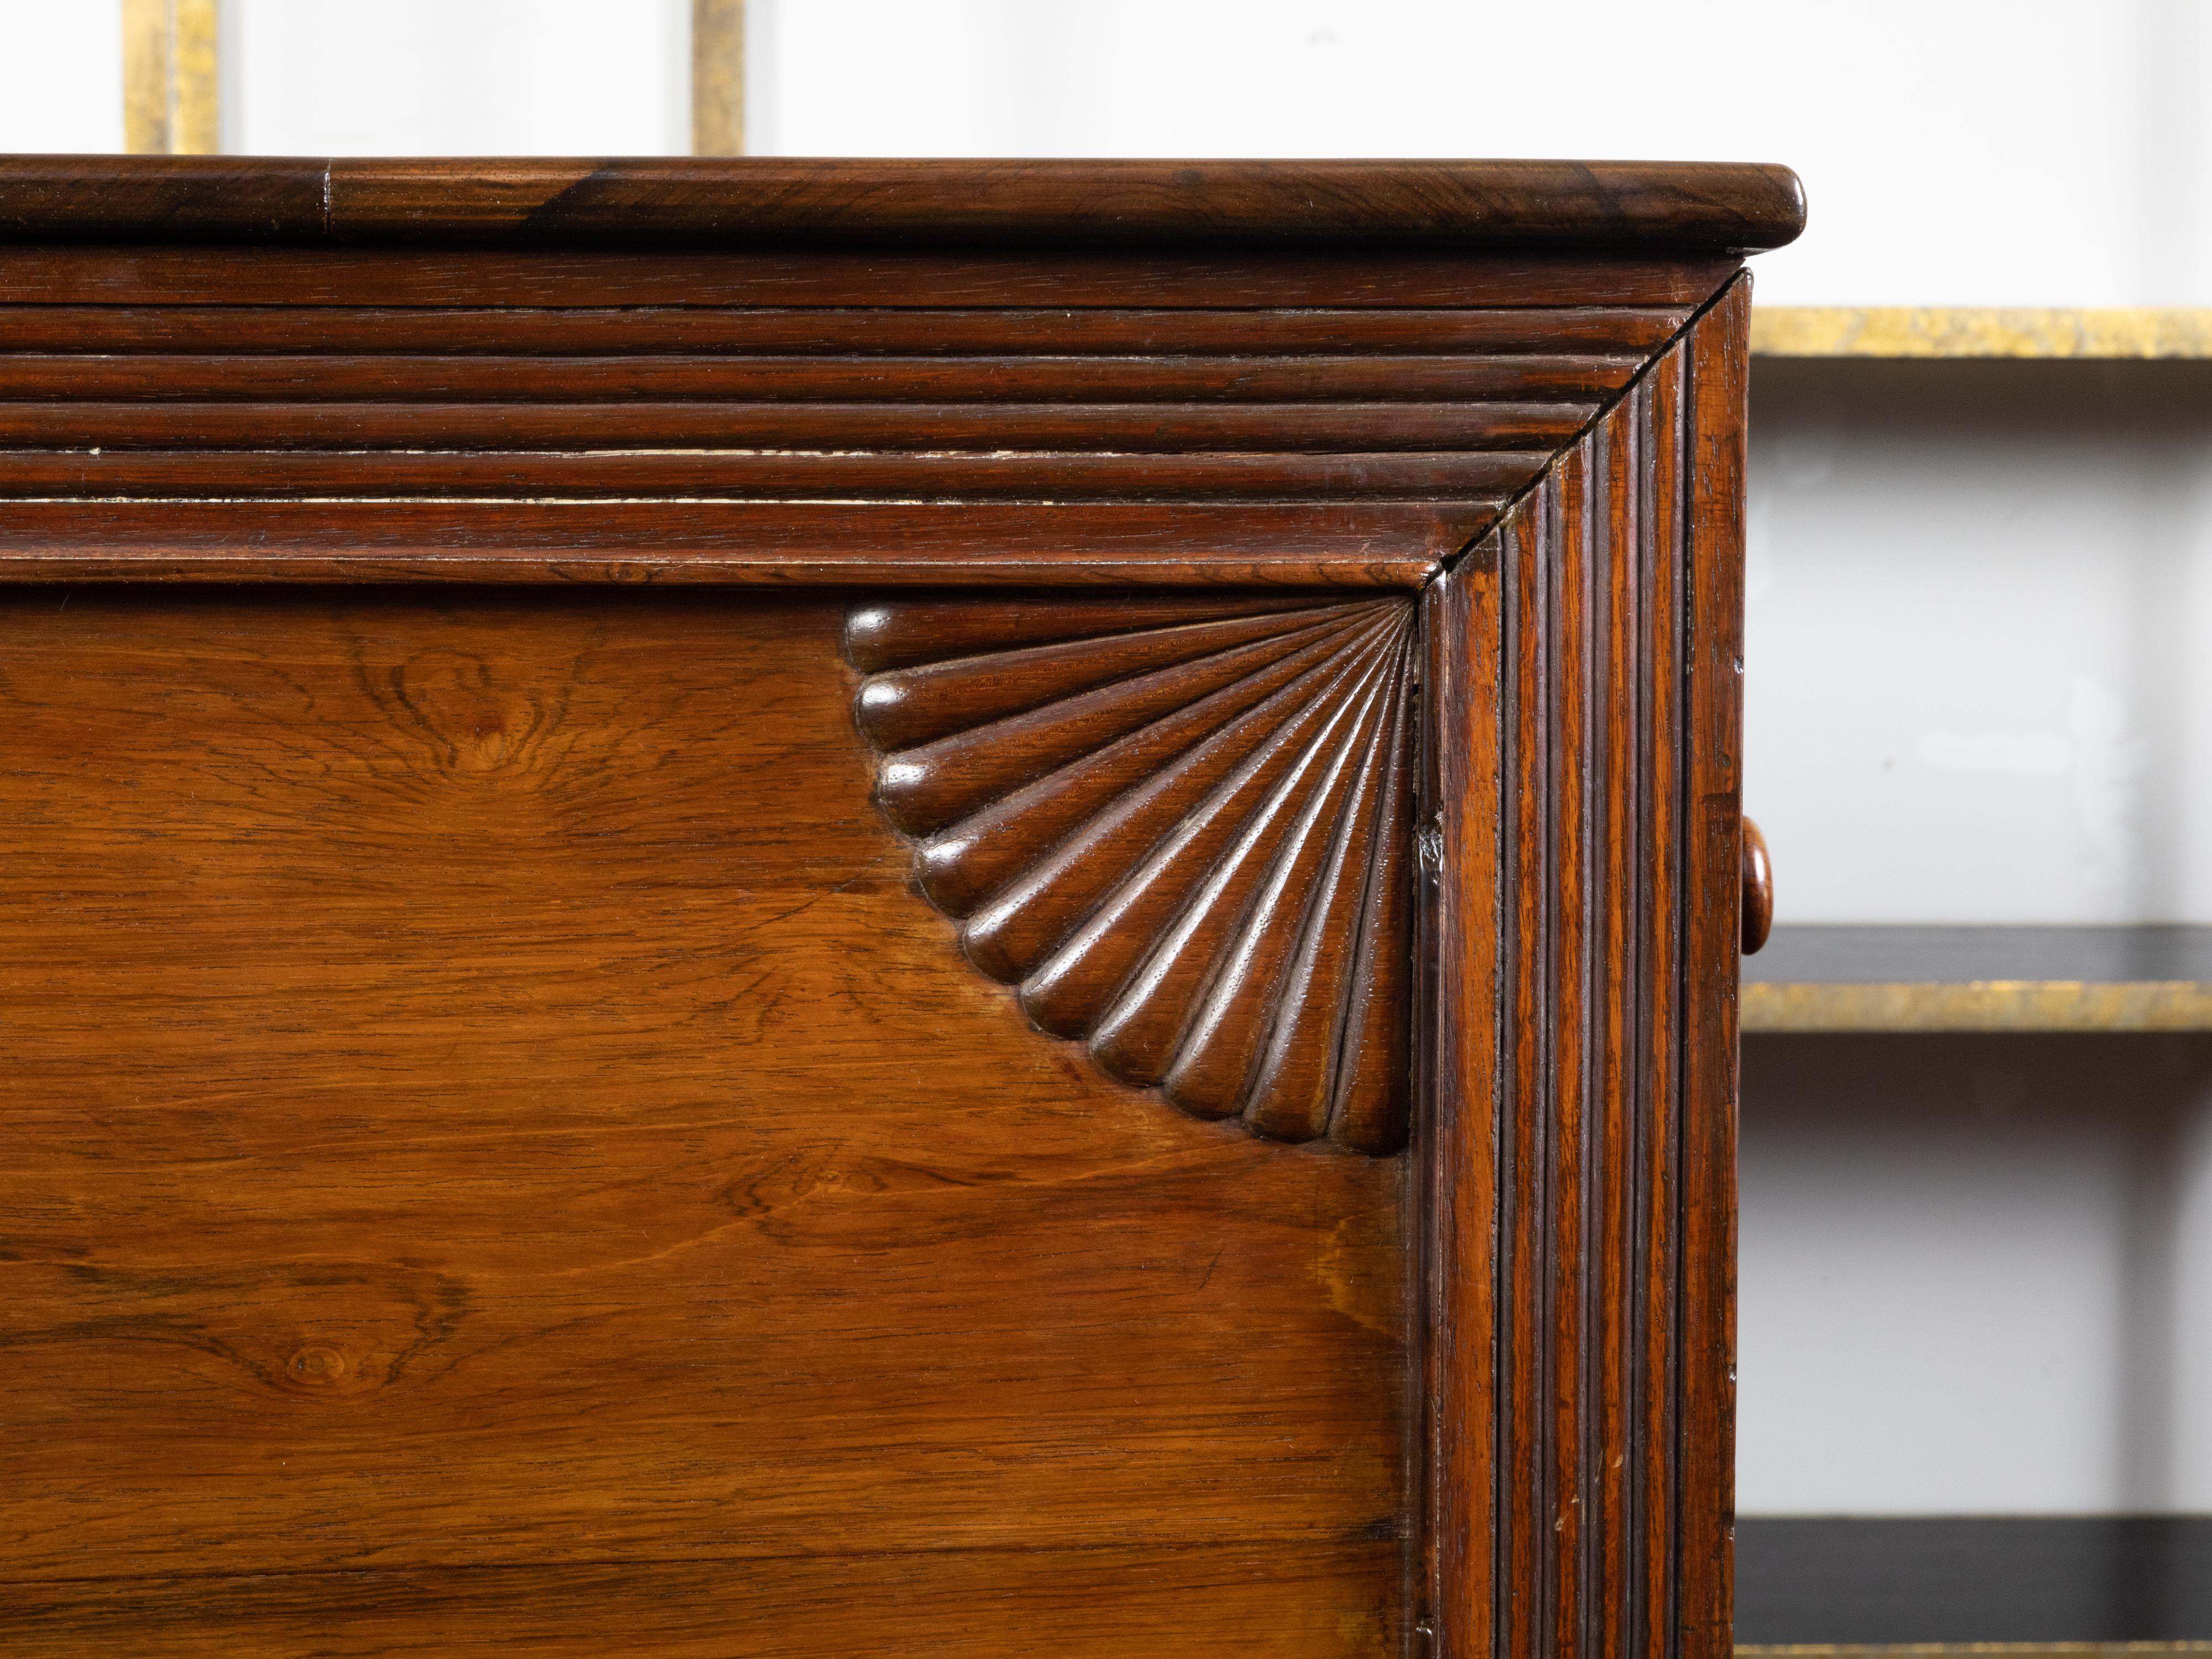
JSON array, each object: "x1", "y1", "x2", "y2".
[
  {"x1": 0, "y1": 1, "x2": 121, "y2": 152},
  {"x1": 223, "y1": 0, "x2": 690, "y2": 156},
  {"x1": 1740, "y1": 1036, "x2": 2212, "y2": 1515},
  {"x1": 1746, "y1": 362, "x2": 2212, "y2": 925},
  {"x1": 750, "y1": 0, "x2": 2212, "y2": 306}
]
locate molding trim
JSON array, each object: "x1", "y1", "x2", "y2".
[
  {"x1": 847, "y1": 594, "x2": 1417, "y2": 1154},
  {"x1": 0, "y1": 290, "x2": 1706, "y2": 583},
  {"x1": 1421, "y1": 277, "x2": 1749, "y2": 1659}
]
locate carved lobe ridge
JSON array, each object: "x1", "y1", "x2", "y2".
[{"x1": 846, "y1": 595, "x2": 1416, "y2": 1156}]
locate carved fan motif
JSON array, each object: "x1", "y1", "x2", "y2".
[{"x1": 846, "y1": 596, "x2": 1416, "y2": 1155}]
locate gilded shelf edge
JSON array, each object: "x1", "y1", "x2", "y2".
[
  {"x1": 1743, "y1": 980, "x2": 2212, "y2": 1033},
  {"x1": 1750, "y1": 307, "x2": 2212, "y2": 359}
]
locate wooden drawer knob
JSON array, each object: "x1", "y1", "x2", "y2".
[{"x1": 1741, "y1": 816, "x2": 1772, "y2": 955}]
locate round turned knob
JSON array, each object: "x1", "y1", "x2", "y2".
[{"x1": 1741, "y1": 816, "x2": 1772, "y2": 956}]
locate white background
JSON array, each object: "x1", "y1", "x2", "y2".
[{"x1": 3, "y1": 0, "x2": 2211, "y2": 1517}]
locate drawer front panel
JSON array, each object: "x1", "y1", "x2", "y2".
[{"x1": 0, "y1": 586, "x2": 1410, "y2": 1651}]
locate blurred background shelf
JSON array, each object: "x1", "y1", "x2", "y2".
[
  {"x1": 1735, "y1": 1517, "x2": 2212, "y2": 1648},
  {"x1": 1750, "y1": 309, "x2": 2212, "y2": 359},
  {"x1": 1738, "y1": 1647, "x2": 2212, "y2": 1657},
  {"x1": 1744, "y1": 927, "x2": 2212, "y2": 1032}
]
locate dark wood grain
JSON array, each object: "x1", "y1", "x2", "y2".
[
  {"x1": 0, "y1": 588, "x2": 1409, "y2": 1650},
  {"x1": 0, "y1": 398, "x2": 1597, "y2": 452},
  {"x1": 0, "y1": 275, "x2": 1700, "y2": 586},
  {"x1": 0, "y1": 500, "x2": 1463, "y2": 586},
  {"x1": 844, "y1": 593, "x2": 1342, "y2": 672},
  {"x1": 1418, "y1": 559, "x2": 1504, "y2": 1657},
  {"x1": 1677, "y1": 276, "x2": 1751, "y2": 1659},
  {"x1": 0, "y1": 156, "x2": 1767, "y2": 1655},
  {"x1": 0, "y1": 247, "x2": 1741, "y2": 309},
  {"x1": 0, "y1": 234, "x2": 1724, "y2": 603},
  {"x1": 846, "y1": 596, "x2": 1416, "y2": 1154},
  {"x1": 5, "y1": 1548, "x2": 1405, "y2": 1658},
  {"x1": 0, "y1": 449, "x2": 1535, "y2": 504},
  {"x1": 0, "y1": 157, "x2": 1806, "y2": 253},
  {"x1": 1741, "y1": 817, "x2": 1773, "y2": 954},
  {"x1": 0, "y1": 350, "x2": 1639, "y2": 402},
  {"x1": 1417, "y1": 290, "x2": 1741, "y2": 1659},
  {"x1": 0, "y1": 302, "x2": 1697, "y2": 356}
]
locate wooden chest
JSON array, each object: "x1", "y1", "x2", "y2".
[{"x1": 0, "y1": 156, "x2": 1802, "y2": 1657}]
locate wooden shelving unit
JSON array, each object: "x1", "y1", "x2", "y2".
[
  {"x1": 1750, "y1": 307, "x2": 2212, "y2": 359},
  {"x1": 1743, "y1": 926, "x2": 2212, "y2": 1033}
]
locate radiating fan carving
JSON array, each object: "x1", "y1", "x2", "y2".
[{"x1": 846, "y1": 595, "x2": 1416, "y2": 1155}]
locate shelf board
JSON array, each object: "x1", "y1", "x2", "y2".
[
  {"x1": 1750, "y1": 307, "x2": 2212, "y2": 359},
  {"x1": 1743, "y1": 926, "x2": 2212, "y2": 1033}
]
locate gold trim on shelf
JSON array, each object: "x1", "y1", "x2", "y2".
[
  {"x1": 1750, "y1": 307, "x2": 2212, "y2": 359},
  {"x1": 1743, "y1": 980, "x2": 2212, "y2": 1033},
  {"x1": 692, "y1": 0, "x2": 746, "y2": 156},
  {"x1": 123, "y1": 0, "x2": 218, "y2": 156}
]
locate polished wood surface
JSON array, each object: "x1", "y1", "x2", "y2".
[
  {"x1": 1741, "y1": 818, "x2": 1773, "y2": 954},
  {"x1": 849, "y1": 595, "x2": 1415, "y2": 1153},
  {"x1": 0, "y1": 157, "x2": 1765, "y2": 1655},
  {"x1": 0, "y1": 246, "x2": 1742, "y2": 309},
  {"x1": 0, "y1": 267, "x2": 1711, "y2": 583},
  {"x1": 1419, "y1": 280, "x2": 1748, "y2": 1659},
  {"x1": 0, "y1": 588, "x2": 1407, "y2": 1652},
  {"x1": 0, "y1": 156, "x2": 1806, "y2": 252},
  {"x1": 1680, "y1": 281, "x2": 1751, "y2": 1659}
]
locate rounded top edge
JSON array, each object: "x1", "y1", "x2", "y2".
[{"x1": 0, "y1": 156, "x2": 1807, "y2": 254}]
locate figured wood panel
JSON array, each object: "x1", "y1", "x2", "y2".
[
  {"x1": 6, "y1": 1546, "x2": 1403, "y2": 1658},
  {"x1": 0, "y1": 589, "x2": 1408, "y2": 1654}
]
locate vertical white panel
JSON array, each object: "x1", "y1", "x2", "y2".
[
  {"x1": 1745, "y1": 363, "x2": 2212, "y2": 925},
  {"x1": 1739, "y1": 1044, "x2": 2212, "y2": 1517},
  {"x1": 0, "y1": 0, "x2": 123, "y2": 152},
  {"x1": 226, "y1": 0, "x2": 690, "y2": 155},
  {"x1": 1739, "y1": 1039, "x2": 2160, "y2": 1515}
]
